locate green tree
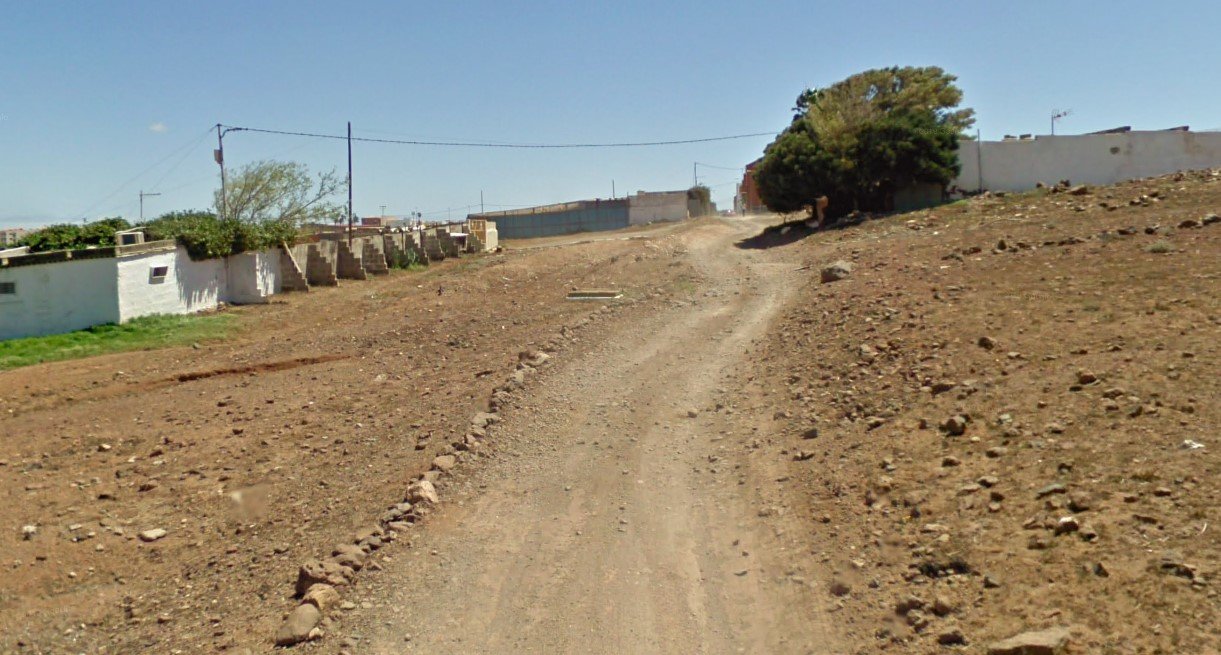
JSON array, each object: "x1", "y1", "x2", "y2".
[
  {"x1": 755, "y1": 66, "x2": 974, "y2": 216},
  {"x1": 217, "y1": 160, "x2": 345, "y2": 226},
  {"x1": 686, "y1": 184, "x2": 714, "y2": 216}
]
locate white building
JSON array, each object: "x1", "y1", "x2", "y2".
[
  {"x1": 0, "y1": 228, "x2": 28, "y2": 246},
  {"x1": 953, "y1": 128, "x2": 1221, "y2": 193},
  {"x1": 0, "y1": 239, "x2": 282, "y2": 341}
]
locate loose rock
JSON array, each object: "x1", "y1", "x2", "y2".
[
  {"x1": 986, "y1": 626, "x2": 1071, "y2": 655},
  {"x1": 820, "y1": 260, "x2": 853, "y2": 283},
  {"x1": 301, "y1": 583, "x2": 341, "y2": 612},
  {"x1": 274, "y1": 603, "x2": 322, "y2": 646},
  {"x1": 406, "y1": 479, "x2": 440, "y2": 505},
  {"x1": 138, "y1": 528, "x2": 167, "y2": 542}
]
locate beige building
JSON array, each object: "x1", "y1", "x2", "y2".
[{"x1": 0, "y1": 228, "x2": 28, "y2": 246}]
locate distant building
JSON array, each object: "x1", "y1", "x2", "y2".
[
  {"x1": 469, "y1": 191, "x2": 691, "y2": 239},
  {"x1": 1, "y1": 228, "x2": 29, "y2": 246},
  {"x1": 736, "y1": 159, "x2": 766, "y2": 214},
  {"x1": 954, "y1": 127, "x2": 1221, "y2": 193}
]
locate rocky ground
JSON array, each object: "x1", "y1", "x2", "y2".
[
  {"x1": 751, "y1": 171, "x2": 1219, "y2": 654},
  {"x1": 0, "y1": 170, "x2": 1216, "y2": 655}
]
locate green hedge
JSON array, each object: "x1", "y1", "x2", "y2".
[
  {"x1": 20, "y1": 217, "x2": 130, "y2": 252},
  {"x1": 141, "y1": 211, "x2": 297, "y2": 260}
]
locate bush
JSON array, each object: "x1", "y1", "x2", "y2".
[
  {"x1": 141, "y1": 210, "x2": 297, "y2": 260},
  {"x1": 20, "y1": 217, "x2": 130, "y2": 252},
  {"x1": 1145, "y1": 240, "x2": 1173, "y2": 254}
]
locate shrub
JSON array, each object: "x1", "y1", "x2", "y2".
[
  {"x1": 20, "y1": 217, "x2": 130, "y2": 252},
  {"x1": 142, "y1": 210, "x2": 298, "y2": 260},
  {"x1": 1145, "y1": 240, "x2": 1173, "y2": 254}
]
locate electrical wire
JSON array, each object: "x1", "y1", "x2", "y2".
[
  {"x1": 77, "y1": 126, "x2": 217, "y2": 218},
  {"x1": 221, "y1": 125, "x2": 776, "y2": 149},
  {"x1": 147, "y1": 128, "x2": 215, "y2": 192}
]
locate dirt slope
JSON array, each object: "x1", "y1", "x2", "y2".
[{"x1": 749, "y1": 172, "x2": 1219, "y2": 653}]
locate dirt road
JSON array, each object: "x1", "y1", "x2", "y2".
[
  {"x1": 340, "y1": 217, "x2": 835, "y2": 654},
  {"x1": 6, "y1": 171, "x2": 1213, "y2": 654}
]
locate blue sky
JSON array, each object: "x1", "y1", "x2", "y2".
[{"x1": 3, "y1": 1, "x2": 1219, "y2": 228}]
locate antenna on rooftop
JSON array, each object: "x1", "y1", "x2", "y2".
[
  {"x1": 139, "y1": 190, "x2": 162, "y2": 222},
  {"x1": 1051, "y1": 109, "x2": 1072, "y2": 136}
]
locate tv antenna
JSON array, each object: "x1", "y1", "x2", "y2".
[
  {"x1": 1051, "y1": 109, "x2": 1072, "y2": 135},
  {"x1": 139, "y1": 190, "x2": 162, "y2": 221}
]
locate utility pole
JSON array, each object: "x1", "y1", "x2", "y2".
[
  {"x1": 215, "y1": 124, "x2": 227, "y2": 220},
  {"x1": 139, "y1": 190, "x2": 161, "y2": 222},
  {"x1": 380, "y1": 204, "x2": 387, "y2": 218},
  {"x1": 346, "y1": 121, "x2": 353, "y2": 247},
  {"x1": 612, "y1": 179, "x2": 615, "y2": 198},
  {"x1": 480, "y1": 190, "x2": 484, "y2": 214},
  {"x1": 693, "y1": 162, "x2": 698, "y2": 187}
]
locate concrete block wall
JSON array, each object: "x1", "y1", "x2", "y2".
[
  {"x1": 224, "y1": 250, "x2": 282, "y2": 304},
  {"x1": 335, "y1": 241, "x2": 367, "y2": 280},
  {"x1": 361, "y1": 241, "x2": 389, "y2": 275},
  {"x1": 422, "y1": 230, "x2": 446, "y2": 261},
  {"x1": 629, "y1": 191, "x2": 689, "y2": 225},
  {"x1": 116, "y1": 245, "x2": 225, "y2": 321},
  {"x1": 305, "y1": 244, "x2": 338, "y2": 286},
  {"x1": 279, "y1": 247, "x2": 310, "y2": 292},
  {"x1": 384, "y1": 233, "x2": 428, "y2": 267},
  {"x1": 436, "y1": 230, "x2": 461, "y2": 258}
]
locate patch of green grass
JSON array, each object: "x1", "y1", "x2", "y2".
[{"x1": 0, "y1": 313, "x2": 236, "y2": 371}]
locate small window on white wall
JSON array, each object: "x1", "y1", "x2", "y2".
[
  {"x1": 0, "y1": 281, "x2": 15, "y2": 295},
  {"x1": 149, "y1": 266, "x2": 169, "y2": 283}
]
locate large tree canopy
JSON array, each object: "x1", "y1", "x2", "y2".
[
  {"x1": 216, "y1": 160, "x2": 345, "y2": 226},
  {"x1": 755, "y1": 66, "x2": 974, "y2": 216},
  {"x1": 134, "y1": 160, "x2": 345, "y2": 260}
]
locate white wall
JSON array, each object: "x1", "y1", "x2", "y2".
[
  {"x1": 116, "y1": 246, "x2": 225, "y2": 322},
  {"x1": 955, "y1": 130, "x2": 1221, "y2": 193},
  {"x1": 0, "y1": 257, "x2": 119, "y2": 340},
  {"x1": 628, "y1": 191, "x2": 690, "y2": 225},
  {"x1": 224, "y1": 249, "x2": 281, "y2": 304}
]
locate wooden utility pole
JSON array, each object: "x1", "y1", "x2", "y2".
[
  {"x1": 347, "y1": 121, "x2": 353, "y2": 247},
  {"x1": 215, "y1": 124, "x2": 227, "y2": 220}
]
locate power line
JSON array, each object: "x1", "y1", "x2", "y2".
[
  {"x1": 220, "y1": 125, "x2": 776, "y2": 149},
  {"x1": 77, "y1": 126, "x2": 216, "y2": 219},
  {"x1": 146, "y1": 128, "x2": 215, "y2": 192}
]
